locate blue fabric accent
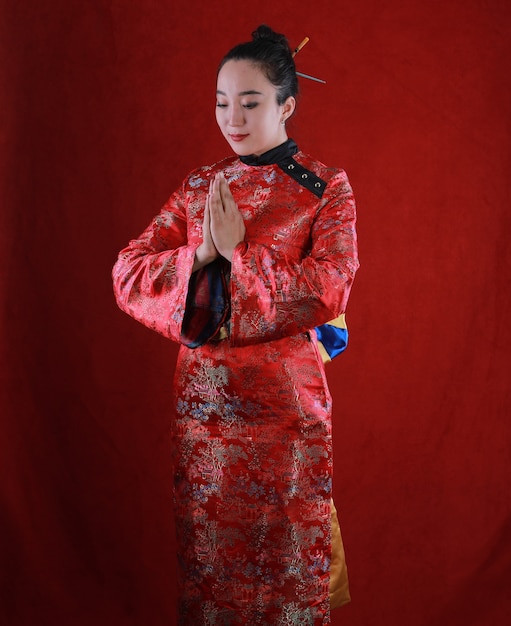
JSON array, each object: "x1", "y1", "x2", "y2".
[{"x1": 314, "y1": 324, "x2": 348, "y2": 360}]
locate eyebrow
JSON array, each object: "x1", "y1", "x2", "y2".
[{"x1": 216, "y1": 90, "x2": 264, "y2": 96}]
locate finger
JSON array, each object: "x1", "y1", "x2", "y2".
[
  {"x1": 209, "y1": 178, "x2": 224, "y2": 217},
  {"x1": 203, "y1": 207, "x2": 214, "y2": 247},
  {"x1": 203, "y1": 198, "x2": 210, "y2": 228},
  {"x1": 214, "y1": 175, "x2": 226, "y2": 205},
  {"x1": 218, "y1": 175, "x2": 237, "y2": 212}
]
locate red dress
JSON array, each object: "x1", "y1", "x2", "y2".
[{"x1": 112, "y1": 140, "x2": 359, "y2": 624}]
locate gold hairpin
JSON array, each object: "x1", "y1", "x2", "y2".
[
  {"x1": 292, "y1": 36, "x2": 326, "y2": 84},
  {"x1": 293, "y1": 37, "x2": 310, "y2": 58}
]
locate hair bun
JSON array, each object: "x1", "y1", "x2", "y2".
[
  {"x1": 220, "y1": 24, "x2": 298, "y2": 105},
  {"x1": 252, "y1": 24, "x2": 288, "y2": 48}
]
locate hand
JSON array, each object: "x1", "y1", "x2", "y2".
[
  {"x1": 192, "y1": 180, "x2": 219, "y2": 272},
  {"x1": 209, "y1": 173, "x2": 246, "y2": 261}
]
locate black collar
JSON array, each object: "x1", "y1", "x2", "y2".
[
  {"x1": 239, "y1": 138, "x2": 326, "y2": 198},
  {"x1": 239, "y1": 139, "x2": 298, "y2": 166}
]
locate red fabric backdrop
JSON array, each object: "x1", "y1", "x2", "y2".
[{"x1": 1, "y1": 1, "x2": 510, "y2": 624}]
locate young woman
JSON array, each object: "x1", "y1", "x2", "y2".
[{"x1": 113, "y1": 24, "x2": 359, "y2": 625}]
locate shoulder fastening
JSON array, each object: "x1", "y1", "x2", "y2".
[{"x1": 277, "y1": 157, "x2": 327, "y2": 198}]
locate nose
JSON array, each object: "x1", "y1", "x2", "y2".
[{"x1": 228, "y1": 105, "x2": 245, "y2": 127}]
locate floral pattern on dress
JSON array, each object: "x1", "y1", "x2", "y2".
[{"x1": 113, "y1": 150, "x2": 358, "y2": 624}]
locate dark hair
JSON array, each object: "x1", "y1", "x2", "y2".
[{"x1": 219, "y1": 24, "x2": 298, "y2": 106}]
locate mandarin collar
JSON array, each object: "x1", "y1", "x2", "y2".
[
  {"x1": 239, "y1": 139, "x2": 298, "y2": 166},
  {"x1": 238, "y1": 138, "x2": 327, "y2": 198}
]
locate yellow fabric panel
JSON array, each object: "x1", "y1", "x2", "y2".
[
  {"x1": 330, "y1": 499, "x2": 351, "y2": 609},
  {"x1": 317, "y1": 341, "x2": 332, "y2": 364},
  {"x1": 326, "y1": 313, "x2": 347, "y2": 329}
]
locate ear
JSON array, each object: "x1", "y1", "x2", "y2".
[{"x1": 282, "y1": 96, "x2": 296, "y2": 120}]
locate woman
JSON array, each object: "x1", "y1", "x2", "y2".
[{"x1": 113, "y1": 25, "x2": 359, "y2": 625}]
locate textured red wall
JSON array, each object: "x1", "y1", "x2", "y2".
[{"x1": 1, "y1": 1, "x2": 510, "y2": 625}]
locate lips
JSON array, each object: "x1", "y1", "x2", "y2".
[{"x1": 229, "y1": 134, "x2": 249, "y2": 142}]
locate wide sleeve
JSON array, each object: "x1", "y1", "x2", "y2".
[
  {"x1": 111, "y1": 183, "x2": 197, "y2": 342},
  {"x1": 229, "y1": 170, "x2": 359, "y2": 347}
]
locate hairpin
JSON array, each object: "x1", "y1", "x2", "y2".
[
  {"x1": 292, "y1": 37, "x2": 310, "y2": 57},
  {"x1": 292, "y1": 36, "x2": 326, "y2": 84}
]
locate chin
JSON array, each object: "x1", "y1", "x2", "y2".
[{"x1": 229, "y1": 144, "x2": 254, "y2": 157}]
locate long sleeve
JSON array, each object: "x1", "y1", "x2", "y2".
[
  {"x1": 112, "y1": 183, "x2": 197, "y2": 342},
  {"x1": 112, "y1": 155, "x2": 359, "y2": 350},
  {"x1": 229, "y1": 169, "x2": 359, "y2": 347}
]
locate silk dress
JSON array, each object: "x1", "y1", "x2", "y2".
[{"x1": 112, "y1": 140, "x2": 359, "y2": 625}]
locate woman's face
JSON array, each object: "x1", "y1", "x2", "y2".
[{"x1": 216, "y1": 59, "x2": 295, "y2": 157}]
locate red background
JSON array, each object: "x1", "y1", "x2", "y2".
[{"x1": 1, "y1": 1, "x2": 510, "y2": 624}]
